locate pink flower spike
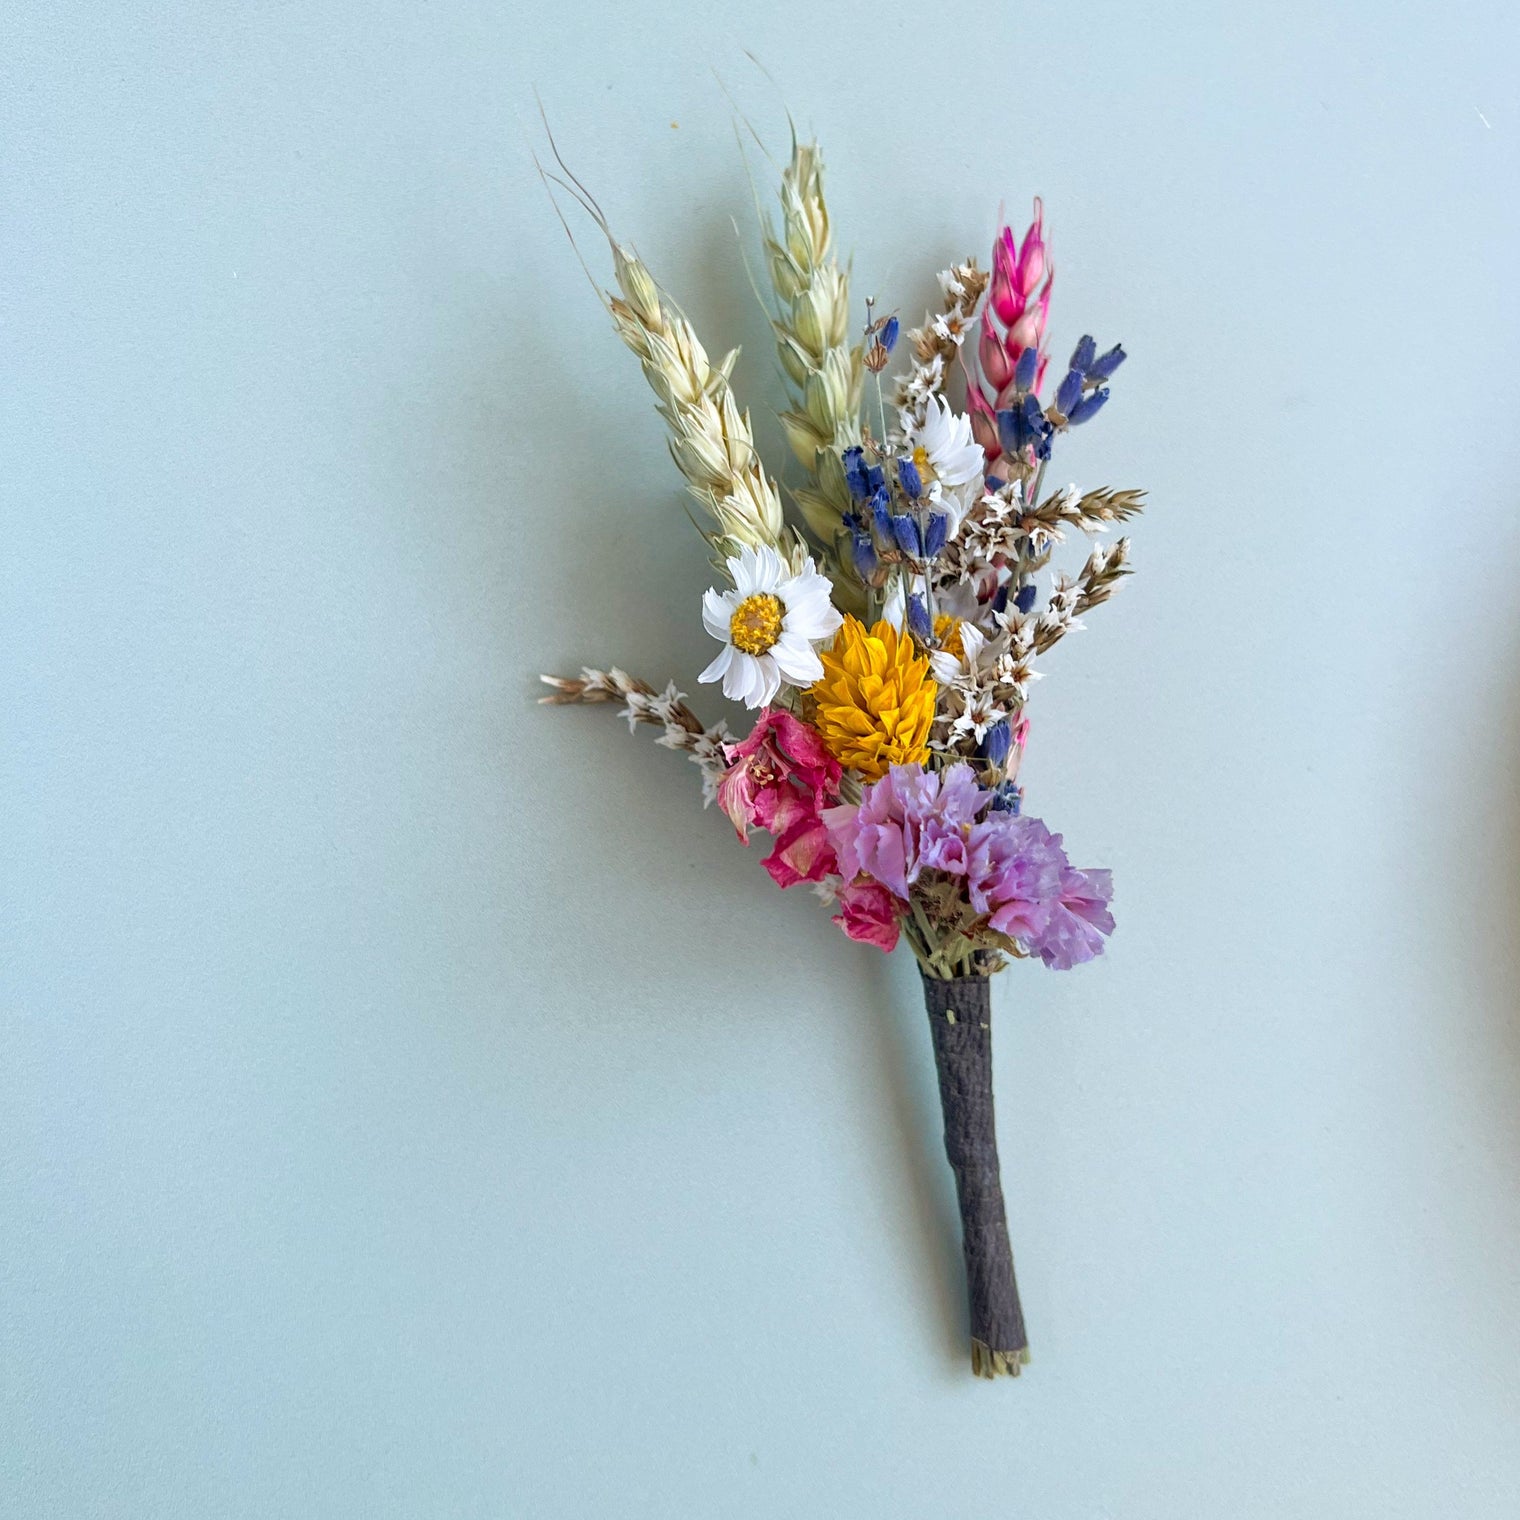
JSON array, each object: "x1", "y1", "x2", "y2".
[
  {"x1": 978, "y1": 315, "x2": 1014, "y2": 390},
  {"x1": 994, "y1": 223, "x2": 1019, "y2": 280},
  {"x1": 988, "y1": 255, "x2": 1019, "y2": 327},
  {"x1": 1008, "y1": 309, "x2": 1041, "y2": 352},
  {"x1": 967, "y1": 382, "x2": 1001, "y2": 460},
  {"x1": 1014, "y1": 199, "x2": 1046, "y2": 297}
]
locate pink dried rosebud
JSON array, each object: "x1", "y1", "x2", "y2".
[
  {"x1": 717, "y1": 708, "x2": 842, "y2": 888},
  {"x1": 832, "y1": 879, "x2": 901, "y2": 952}
]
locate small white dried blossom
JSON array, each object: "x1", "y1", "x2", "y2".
[
  {"x1": 937, "y1": 267, "x2": 967, "y2": 303},
  {"x1": 901, "y1": 352, "x2": 946, "y2": 408},
  {"x1": 930, "y1": 310, "x2": 974, "y2": 346},
  {"x1": 928, "y1": 620, "x2": 1038, "y2": 746},
  {"x1": 539, "y1": 667, "x2": 731, "y2": 804}
]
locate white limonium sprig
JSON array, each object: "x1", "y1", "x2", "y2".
[
  {"x1": 699, "y1": 544, "x2": 843, "y2": 708},
  {"x1": 929, "y1": 619, "x2": 1038, "y2": 749},
  {"x1": 538, "y1": 668, "x2": 731, "y2": 803},
  {"x1": 1028, "y1": 537, "x2": 1132, "y2": 654},
  {"x1": 894, "y1": 261, "x2": 989, "y2": 425},
  {"x1": 925, "y1": 536, "x2": 1135, "y2": 756}
]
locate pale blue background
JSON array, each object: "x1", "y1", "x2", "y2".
[{"x1": 5, "y1": 1, "x2": 1520, "y2": 1514}]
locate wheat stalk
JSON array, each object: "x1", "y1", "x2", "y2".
[
  {"x1": 539, "y1": 668, "x2": 731, "y2": 801},
  {"x1": 601, "y1": 241, "x2": 798, "y2": 571},
  {"x1": 537, "y1": 128, "x2": 795, "y2": 575},
  {"x1": 763, "y1": 139, "x2": 865, "y2": 602},
  {"x1": 1026, "y1": 486, "x2": 1146, "y2": 536}
]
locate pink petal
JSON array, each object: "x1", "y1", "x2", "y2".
[{"x1": 978, "y1": 316, "x2": 1014, "y2": 389}]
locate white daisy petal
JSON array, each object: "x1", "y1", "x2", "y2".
[
  {"x1": 731, "y1": 547, "x2": 760, "y2": 597},
  {"x1": 776, "y1": 577, "x2": 822, "y2": 610},
  {"x1": 699, "y1": 645, "x2": 734, "y2": 684},
  {"x1": 772, "y1": 636, "x2": 824, "y2": 686},
  {"x1": 702, "y1": 587, "x2": 735, "y2": 641},
  {"x1": 722, "y1": 650, "x2": 754, "y2": 702},
  {"x1": 742, "y1": 654, "x2": 771, "y2": 708},
  {"x1": 775, "y1": 557, "x2": 842, "y2": 641},
  {"x1": 755, "y1": 655, "x2": 782, "y2": 707},
  {"x1": 783, "y1": 603, "x2": 839, "y2": 644}
]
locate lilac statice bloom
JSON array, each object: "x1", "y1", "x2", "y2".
[
  {"x1": 824, "y1": 763, "x2": 987, "y2": 900},
  {"x1": 965, "y1": 813, "x2": 1068, "y2": 941},
  {"x1": 1035, "y1": 866, "x2": 1115, "y2": 970},
  {"x1": 967, "y1": 814, "x2": 1115, "y2": 967},
  {"x1": 825, "y1": 763, "x2": 1116, "y2": 970}
]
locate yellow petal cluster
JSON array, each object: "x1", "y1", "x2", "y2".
[{"x1": 809, "y1": 617, "x2": 937, "y2": 780}]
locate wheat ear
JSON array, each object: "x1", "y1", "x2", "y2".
[
  {"x1": 601, "y1": 241, "x2": 797, "y2": 571},
  {"x1": 763, "y1": 140, "x2": 865, "y2": 598}
]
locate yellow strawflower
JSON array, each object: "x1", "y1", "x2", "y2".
[{"x1": 810, "y1": 617, "x2": 937, "y2": 779}]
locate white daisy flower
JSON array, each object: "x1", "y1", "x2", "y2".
[
  {"x1": 903, "y1": 394, "x2": 985, "y2": 488},
  {"x1": 698, "y1": 545, "x2": 843, "y2": 709}
]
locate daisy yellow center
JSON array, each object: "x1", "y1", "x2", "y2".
[
  {"x1": 730, "y1": 593, "x2": 784, "y2": 656},
  {"x1": 933, "y1": 613, "x2": 966, "y2": 660},
  {"x1": 911, "y1": 445, "x2": 930, "y2": 475}
]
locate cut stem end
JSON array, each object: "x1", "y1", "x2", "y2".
[{"x1": 971, "y1": 1340, "x2": 1031, "y2": 1379}]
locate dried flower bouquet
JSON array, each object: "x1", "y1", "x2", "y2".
[{"x1": 540, "y1": 129, "x2": 1143, "y2": 1378}]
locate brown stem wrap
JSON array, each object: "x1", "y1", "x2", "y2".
[{"x1": 921, "y1": 972, "x2": 1030, "y2": 1377}]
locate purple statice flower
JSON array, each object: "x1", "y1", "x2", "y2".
[
  {"x1": 966, "y1": 815, "x2": 1115, "y2": 969},
  {"x1": 824, "y1": 762, "x2": 987, "y2": 900},
  {"x1": 1035, "y1": 867, "x2": 1115, "y2": 970},
  {"x1": 824, "y1": 763, "x2": 1116, "y2": 971},
  {"x1": 965, "y1": 813, "x2": 1067, "y2": 941}
]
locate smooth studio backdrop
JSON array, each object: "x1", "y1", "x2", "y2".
[{"x1": 6, "y1": 2, "x2": 1520, "y2": 1515}]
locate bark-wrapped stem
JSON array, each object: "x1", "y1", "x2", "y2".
[{"x1": 921, "y1": 972, "x2": 1029, "y2": 1377}]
